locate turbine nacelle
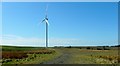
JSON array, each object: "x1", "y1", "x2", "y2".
[{"x1": 42, "y1": 16, "x2": 49, "y2": 26}]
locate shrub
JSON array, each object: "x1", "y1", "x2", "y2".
[
  {"x1": 97, "y1": 48, "x2": 102, "y2": 50},
  {"x1": 2, "y1": 49, "x2": 55, "y2": 59},
  {"x1": 87, "y1": 47, "x2": 90, "y2": 49},
  {"x1": 2, "y1": 51, "x2": 28, "y2": 59}
]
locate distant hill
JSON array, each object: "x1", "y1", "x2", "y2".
[{"x1": 54, "y1": 45, "x2": 119, "y2": 50}]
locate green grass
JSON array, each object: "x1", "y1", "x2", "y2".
[
  {"x1": 2, "y1": 45, "x2": 45, "y2": 51},
  {"x1": 2, "y1": 51, "x2": 60, "y2": 64},
  {"x1": 67, "y1": 49, "x2": 118, "y2": 64},
  {"x1": 1, "y1": 46, "x2": 119, "y2": 64},
  {"x1": 1, "y1": 46, "x2": 61, "y2": 64}
]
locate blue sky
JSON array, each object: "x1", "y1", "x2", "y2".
[
  {"x1": 1, "y1": 2, "x2": 118, "y2": 47},
  {"x1": 2, "y1": 0, "x2": 120, "y2": 2}
]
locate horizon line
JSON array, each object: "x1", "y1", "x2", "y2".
[{"x1": 1, "y1": 44, "x2": 119, "y2": 47}]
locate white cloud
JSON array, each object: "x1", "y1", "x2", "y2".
[
  {"x1": 0, "y1": 34, "x2": 118, "y2": 47},
  {"x1": 1, "y1": 34, "x2": 23, "y2": 40}
]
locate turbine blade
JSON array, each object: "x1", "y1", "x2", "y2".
[
  {"x1": 45, "y1": 4, "x2": 48, "y2": 16},
  {"x1": 37, "y1": 19, "x2": 45, "y2": 26},
  {"x1": 42, "y1": 19, "x2": 45, "y2": 23}
]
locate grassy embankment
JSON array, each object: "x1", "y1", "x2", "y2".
[{"x1": 1, "y1": 46, "x2": 61, "y2": 64}]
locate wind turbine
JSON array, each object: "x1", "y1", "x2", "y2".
[{"x1": 42, "y1": 5, "x2": 49, "y2": 48}]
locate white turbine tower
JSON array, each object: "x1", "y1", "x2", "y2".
[{"x1": 42, "y1": 5, "x2": 49, "y2": 48}]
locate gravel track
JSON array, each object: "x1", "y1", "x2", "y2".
[{"x1": 41, "y1": 49, "x2": 72, "y2": 64}]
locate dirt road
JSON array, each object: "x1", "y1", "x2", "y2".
[{"x1": 41, "y1": 48, "x2": 73, "y2": 64}]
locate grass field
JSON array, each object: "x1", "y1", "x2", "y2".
[
  {"x1": 67, "y1": 49, "x2": 118, "y2": 64},
  {"x1": 0, "y1": 45, "x2": 119, "y2": 64},
  {"x1": 2, "y1": 46, "x2": 44, "y2": 51},
  {"x1": 1, "y1": 46, "x2": 61, "y2": 64}
]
